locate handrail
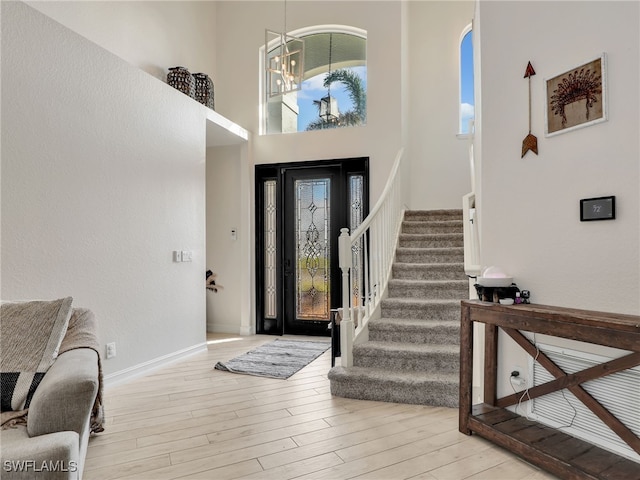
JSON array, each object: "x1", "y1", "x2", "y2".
[
  {"x1": 463, "y1": 193, "x2": 481, "y2": 277},
  {"x1": 351, "y1": 149, "x2": 404, "y2": 240},
  {"x1": 463, "y1": 119, "x2": 481, "y2": 277},
  {"x1": 338, "y1": 148, "x2": 405, "y2": 367}
]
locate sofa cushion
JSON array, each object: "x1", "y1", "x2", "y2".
[{"x1": 1, "y1": 297, "x2": 73, "y2": 411}]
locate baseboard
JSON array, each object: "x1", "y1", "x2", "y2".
[
  {"x1": 207, "y1": 321, "x2": 242, "y2": 335},
  {"x1": 104, "y1": 342, "x2": 207, "y2": 388},
  {"x1": 239, "y1": 323, "x2": 253, "y2": 336}
]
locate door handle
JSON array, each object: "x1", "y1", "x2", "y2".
[{"x1": 284, "y1": 259, "x2": 292, "y2": 276}]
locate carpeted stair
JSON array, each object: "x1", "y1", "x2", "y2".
[{"x1": 329, "y1": 209, "x2": 468, "y2": 408}]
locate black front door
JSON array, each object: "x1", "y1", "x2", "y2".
[
  {"x1": 255, "y1": 158, "x2": 368, "y2": 336},
  {"x1": 282, "y1": 166, "x2": 341, "y2": 335}
]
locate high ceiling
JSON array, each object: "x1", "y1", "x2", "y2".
[{"x1": 299, "y1": 33, "x2": 366, "y2": 80}]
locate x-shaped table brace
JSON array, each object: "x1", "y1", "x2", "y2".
[{"x1": 495, "y1": 327, "x2": 640, "y2": 456}]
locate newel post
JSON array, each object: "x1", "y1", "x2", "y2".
[{"x1": 338, "y1": 228, "x2": 354, "y2": 367}]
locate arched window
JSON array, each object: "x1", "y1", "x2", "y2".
[
  {"x1": 263, "y1": 26, "x2": 367, "y2": 134},
  {"x1": 459, "y1": 25, "x2": 474, "y2": 135}
]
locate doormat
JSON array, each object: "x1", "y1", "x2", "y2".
[{"x1": 214, "y1": 338, "x2": 330, "y2": 379}]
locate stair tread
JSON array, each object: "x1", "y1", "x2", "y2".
[
  {"x1": 389, "y1": 278, "x2": 468, "y2": 285},
  {"x1": 405, "y1": 209, "x2": 462, "y2": 215},
  {"x1": 402, "y1": 218, "x2": 462, "y2": 223},
  {"x1": 394, "y1": 262, "x2": 464, "y2": 267},
  {"x1": 355, "y1": 341, "x2": 459, "y2": 354},
  {"x1": 371, "y1": 317, "x2": 460, "y2": 327},
  {"x1": 399, "y1": 233, "x2": 463, "y2": 238},
  {"x1": 329, "y1": 365, "x2": 459, "y2": 383},
  {"x1": 383, "y1": 298, "x2": 461, "y2": 305},
  {"x1": 397, "y1": 246, "x2": 464, "y2": 252}
]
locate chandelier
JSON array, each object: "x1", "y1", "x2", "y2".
[
  {"x1": 319, "y1": 33, "x2": 339, "y2": 123},
  {"x1": 265, "y1": 0, "x2": 304, "y2": 97}
]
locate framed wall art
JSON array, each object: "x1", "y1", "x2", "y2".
[{"x1": 545, "y1": 53, "x2": 607, "y2": 137}]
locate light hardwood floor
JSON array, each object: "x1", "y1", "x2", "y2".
[{"x1": 85, "y1": 334, "x2": 558, "y2": 480}]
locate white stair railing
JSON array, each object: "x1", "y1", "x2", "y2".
[
  {"x1": 338, "y1": 149, "x2": 405, "y2": 367},
  {"x1": 463, "y1": 119, "x2": 481, "y2": 277}
]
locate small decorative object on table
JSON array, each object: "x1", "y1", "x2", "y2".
[
  {"x1": 193, "y1": 73, "x2": 215, "y2": 110},
  {"x1": 475, "y1": 283, "x2": 521, "y2": 303},
  {"x1": 475, "y1": 266, "x2": 525, "y2": 303},
  {"x1": 167, "y1": 66, "x2": 195, "y2": 98}
]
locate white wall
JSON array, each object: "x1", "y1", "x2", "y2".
[
  {"x1": 17, "y1": 1, "x2": 476, "y2": 335},
  {"x1": 1, "y1": 2, "x2": 208, "y2": 376},
  {"x1": 27, "y1": 0, "x2": 217, "y2": 82},
  {"x1": 209, "y1": 1, "x2": 407, "y2": 334},
  {"x1": 477, "y1": 1, "x2": 639, "y2": 396},
  {"x1": 407, "y1": 0, "x2": 475, "y2": 209},
  {"x1": 206, "y1": 145, "x2": 245, "y2": 334},
  {"x1": 191, "y1": 0, "x2": 473, "y2": 334},
  {"x1": 24, "y1": 1, "x2": 474, "y2": 212},
  {"x1": 214, "y1": 1, "x2": 404, "y2": 202}
]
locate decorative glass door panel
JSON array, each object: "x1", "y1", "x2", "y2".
[
  {"x1": 349, "y1": 174, "x2": 364, "y2": 305},
  {"x1": 295, "y1": 178, "x2": 331, "y2": 321},
  {"x1": 283, "y1": 167, "x2": 339, "y2": 335},
  {"x1": 263, "y1": 180, "x2": 278, "y2": 319},
  {"x1": 255, "y1": 158, "x2": 368, "y2": 336}
]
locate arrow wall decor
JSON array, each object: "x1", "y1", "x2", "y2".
[{"x1": 522, "y1": 61, "x2": 538, "y2": 157}]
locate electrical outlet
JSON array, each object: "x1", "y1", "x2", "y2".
[
  {"x1": 173, "y1": 251, "x2": 182, "y2": 262},
  {"x1": 106, "y1": 342, "x2": 116, "y2": 359},
  {"x1": 510, "y1": 365, "x2": 526, "y2": 386}
]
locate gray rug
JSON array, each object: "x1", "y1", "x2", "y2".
[{"x1": 214, "y1": 338, "x2": 330, "y2": 379}]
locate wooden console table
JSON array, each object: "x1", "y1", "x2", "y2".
[{"x1": 459, "y1": 300, "x2": 640, "y2": 479}]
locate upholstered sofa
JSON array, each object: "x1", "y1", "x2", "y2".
[{"x1": 1, "y1": 299, "x2": 102, "y2": 480}]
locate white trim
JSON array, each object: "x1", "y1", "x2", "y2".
[
  {"x1": 239, "y1": 324, "x2": 253, "y2": 336},
  {"x1": 104, "y1": 342, "x2": 207, "y2": 388},
  {"x1": 207, "y1": 321, "x2": 243, "y2": 335},
  {"x1": 289, "y1": 24, "x2": 367, "y2": 40}
]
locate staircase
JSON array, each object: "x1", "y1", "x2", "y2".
[{"x1": 328, "y1": 209, "x2": 468, "y2": 408}]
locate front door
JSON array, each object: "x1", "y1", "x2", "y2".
[
  {"x1": 283, "y1": 167, "x2": 340, "y2": 335},
  {"x1": 256, "y1": 158, "x2": 367, "y2": 336}
]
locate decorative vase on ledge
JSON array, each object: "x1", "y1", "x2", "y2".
[
  {"x1": 193, "y1": 73, "x2": 215, "y2": 110},
  {"x1": 167, "y1": 66, "x2": 195, "y2": 98}
]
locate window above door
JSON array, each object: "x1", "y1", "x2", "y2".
[{"x1": 262, "y1": 26, "x2": 367, "y2": 134}]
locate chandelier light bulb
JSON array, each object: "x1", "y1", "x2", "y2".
[{"x1": 265, "y1": 27, "x2": 304, "y2": 97}]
